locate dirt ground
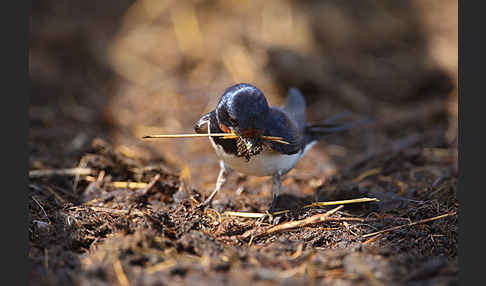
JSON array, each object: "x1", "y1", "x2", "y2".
[{"x1": 29, "y1": 1, "x2": 458, "y2": 285}]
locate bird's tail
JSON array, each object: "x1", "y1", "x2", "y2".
[{"x1": 303, "y1": 112, "x2": 372, "y2": 144}]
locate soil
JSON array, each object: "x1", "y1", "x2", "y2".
[{"x1": 29, "y1": 1, "x2": 458, "y2": 285}]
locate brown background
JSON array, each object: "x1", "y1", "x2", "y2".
[{"x1": 29, "y1": 1, "x2": 458, "y2": 285}]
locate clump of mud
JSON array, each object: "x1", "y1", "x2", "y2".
[{"x1": 236, "y1": 137, "x2": 265, "y2": 161}]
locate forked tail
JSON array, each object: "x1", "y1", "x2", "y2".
[{"x1": 303, "y1": 115, "x2": 372, "y2": 145}]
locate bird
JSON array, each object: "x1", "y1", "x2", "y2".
[{"x1": 194, "y1": 83, "x2": 353, "y2": 212}]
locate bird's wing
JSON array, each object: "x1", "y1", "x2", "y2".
[
  {"x1": 282, "y1": 88, "x2": 307, "y2": 133},
  {"x1": 264, "y1": 107, "x2": 303, "y2": 155}
]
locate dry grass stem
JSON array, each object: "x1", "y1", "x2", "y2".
[
  {"x1": 142, "y1": 133, "x2": 289, "y2": 144},
  {"x1": 113, "y1": 257, "x2": 129, "y2": 286},
  {"x1": 303, "y1": 197, "x2": 379, "y2": 208},
  {"x1": 224, "y1": 211, "x2": 266, "y2": 218},
  {"x1": 45, "y1": 186, "x2": 66, "y2": 203},
  {"x1": 44, "y1": 248, "x2": 49, "y2": 271},
  {"x1": 136, "y1": 174, "x2": 160, "y2": 196},
  {"x1": 362, "y1": 211, "x2": 457, "y2": 238},
  {"x1": 31, "y1": 196, "x2": 50, "y2": 223},
  {"x1": 84, "y1": 176, "x2": 149, "y2": 189},
  {"x1": 354, "y1": 168, "x2": 382, "y2": 183},
  {"x1": 83, "y1": 174, "x2": 160, "y2": 191},
  {"x1": 70, "y1": 206, "x2": 146, "y2": 217},
  {"x1": 29, "y1": 168, "x2": 94, "y2": 178},
  {"x1": 225, "y1": 197, "x2": 378, "y2": 218},
  {"x1": 143, "y1": 133, "x2": 231, "y2": 138},
  {"x1": 111, "y1": 181, "x2": 149, "y2": 189},
  {"x1": 146, "y1": 260, "x2": 177, "y2": 274},
  {"x1": 73, "y1": 157, "x2": 87, "y2": 192}
]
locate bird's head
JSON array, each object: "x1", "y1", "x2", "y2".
[{"x1": 216, "y1": 83, "x2": 270, "y2": 151}]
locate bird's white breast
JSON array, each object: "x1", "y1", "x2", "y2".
[{"x1": 209, "y1": 138, "x2": 306, "y2": 176}]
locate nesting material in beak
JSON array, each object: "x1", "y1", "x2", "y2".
[{"x1": 236, "y1": 136, "x2": 264, "y2": 161}]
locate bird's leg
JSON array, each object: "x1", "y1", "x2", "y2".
[
  {"x1": 269, "y1": 171, "x2": 282, "y2": 213},
  {"x1": 199, "y1": 160, "x2": 228, "y2": 208}
]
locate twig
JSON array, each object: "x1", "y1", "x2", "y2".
[
  {"x1": 84, "y1": 176, "x2": 150, "y2": 189},
  {"x1": 49, "y1": 184, "x2": 78, "y2": 199},
  {"x1": 362, "y1": 234, "x2": 383, "y2": 245},
  {"x1": 73, "y1": 157, "x2": 87, "y2": 192},
  {"x1": 146, "y1": 260, "x2": 177, "y2": 274},
  {"x1": 225, "y1": 197, "x2": 378, "y2": 218},
  {"x1": 264, "y1": 205, "x2": 343, "y2": 235},
  {"x1": 70, "y1": 206, "x2": 146, "y2": 217},
  {"x1": 289, "y1": 243, "x2": 304, "y2": 260},
  {"x1": 136, "y1": 174, "x2": 160, "y2": 196},
  {"x1": 44, "y1": 248, "x2": 49, "y2": 271},
  {"x1": 362, "y1": 211, "x2": 457, "y2": 238},
  {"x1": 31, "y1": 196, "x2": 51, "y2": 223},
  {"x1": 112, "y1": 181, "x2": 148, "y2": 189},
  {"x1": 323, "y1": 217, "x2": 376, "y2": 223},
  {"x1": 45, "y1": 186, "x2": 66, "y2": 203},
  {"x1": 29, "y1": 168, "x2": 93, "y2": 178},
  {"x1": 113, "y1": 257, "x2": 129, "y2": 286},
  {"x1": 242, "y1": 205, "x2": 344, "y2": 239},
  {"x1": 354, "y1": 168, "x2": 382, "y2": 183}
]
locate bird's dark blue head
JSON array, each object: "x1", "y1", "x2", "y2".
[{"x1": 216, "y1": 83, "x2": 270, "y2": 140}]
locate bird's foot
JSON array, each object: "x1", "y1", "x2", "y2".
[
  {"x1": 255, "y1": 210, "x2": 274, "y2": 226},
  {"x1": 259, "y1": 196, "x2": 284, "y2": 225},
  {"x1": 196, "y1": 161, "x2": 227, "y2": 211},
  {"x1": 268, "y1": 194, "x2": 279, "y2": 214}
]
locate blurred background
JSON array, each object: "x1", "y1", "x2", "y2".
[{"x1": 29, "y1": 0, "x2": 458, "y2": 188}]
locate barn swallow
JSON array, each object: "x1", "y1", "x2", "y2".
[{"x1": 195, "y1": 83, "x2": 354, "y2": 212}]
